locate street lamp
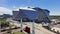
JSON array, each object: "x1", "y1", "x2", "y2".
[
  {"x1": 20, "y1": 18, "x2": 23, "y2": 32},
  {"x1": 32, "y1": 20, "x2": 35, "y2": 34},
  {"x1": 31, "y1": 12, "x2": 35, "y2": 34}
]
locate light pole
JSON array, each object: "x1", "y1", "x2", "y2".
[
  {"x1": 20, "y1": 18, "x2": 23, "y2": 32},
  {"x1": 32, "y1": 12, "x2": 35, "y2": 34},
  {"x1": 32, "y1": 20, "x2": 35, "y2": 34}
]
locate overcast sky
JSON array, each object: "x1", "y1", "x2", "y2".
[{"x1": 0, "y1": 0, "x2": 60, "y2": 15}]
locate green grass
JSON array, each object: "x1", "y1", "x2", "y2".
[
  {"x1": 50, "y1": 16, "x2": 60, "y2": 20},
  {"x1": 0, "y1": 20, "x2": 14, "y2": 28},
  {"x1": 13, "y1": 31, "x2": 25, "y2": 34},
  {"x1": 42, "y1": 26, "x2": 51, "y2": 30}
]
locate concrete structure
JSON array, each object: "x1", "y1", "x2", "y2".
[
  {"x1": 13, "y1": 7, "x2": 50, "y2": 23},
  {"x1": 50, "y1": 19, "x2": 60, "y2": 33},
  {"x1": 2, "y1": 14, "x2": 12, "y2": 20},
  {"x1": 51, "y1": 24, "x2": 60, "y2": 33},
  {"x1": 51, "y1": 19, "x2": 60, "y2": 24}
]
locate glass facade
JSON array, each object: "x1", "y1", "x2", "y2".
[
  {"x1": 22, "y1": 10, "x2": 40, "y2": 20},
  {"x1": 13, "y1": 7, "x2": 50, "y2": 23}
]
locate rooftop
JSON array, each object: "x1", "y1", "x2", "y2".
[{"x1": 13, "y1": 7, "x2": 36, "y2": 11}]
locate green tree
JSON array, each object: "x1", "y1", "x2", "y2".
[{"x1": 0, "y1": 20, "x2": 10, "y2": 28}]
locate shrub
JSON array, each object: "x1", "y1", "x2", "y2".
[
  {"x1": 0, "y1": 20, "x2": 10, "y2": 28},
  {"x1": 42, "y1": 26, "x2": 51, "y2": 30}
]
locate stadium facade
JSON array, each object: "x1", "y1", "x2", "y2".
[{"x1": 13, "y1": 7, "x2": 50, "y2": 23}]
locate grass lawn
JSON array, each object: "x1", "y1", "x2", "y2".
[{"x1": 13, "y1": 31, "x2": 25, "y2": 34}]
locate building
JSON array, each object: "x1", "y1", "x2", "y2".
[
  {"x1": 32, "y1": 7, "x2": 50, "y2": 23},
  {"x1": 51, "y1": 19, "x2": 60, "y2": 24},
  {"x1": 50, "y1": 24, "x2": 60, "y2": 33},
  {"x1": 0, "y1": 14, "x2": 12, "y2": 20},
  {"x1": 13, "y1": 7, "x2": 50, "y2": 23},
  {"x1": 0, "y1": 17, "x2": 4, "y2": 20}
]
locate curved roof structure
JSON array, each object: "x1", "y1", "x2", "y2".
[
  {"x1": 20, "y1": 7, "x2": 36, "y2": 11},
  {"x1": 13, "y1": 7, "x2": 50, "y2": 22}
]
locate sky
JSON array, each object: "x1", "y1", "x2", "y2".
[{"x1": 0, "y1": 0, "x2": 60, "y2": 15}]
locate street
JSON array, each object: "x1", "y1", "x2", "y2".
[{"x1": 6, "y1": 18, "x2": 56, "y2": 34}]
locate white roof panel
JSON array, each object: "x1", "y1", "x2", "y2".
[{"x1": 20, "y1": 7, "x2": 36, "y2": 11}]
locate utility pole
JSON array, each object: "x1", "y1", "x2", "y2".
[
  {"x1": 20, "y1": 18, "x2": 23, "y2": 32},
  {"x1": 32, "y1": 12, "x2": 35, "y2": 34},
  {"x1": 32, "y1": 20, "x2": 35, "y2": 34}
]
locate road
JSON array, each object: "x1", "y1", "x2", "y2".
[
  {"x1": 6, "y1": 18, "x2": 56, "y2": 34},
  {"x1": 9, "y1": 21, "x2": 55, "y2": 34},
  {"x1": 23, "y1": 22, "x2": 56, "y2": 34}
]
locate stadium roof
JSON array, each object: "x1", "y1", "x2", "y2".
[{"x1": 13, "y1": 7, "x2": 36, "y2": 11}]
